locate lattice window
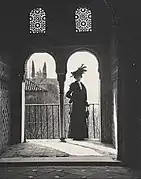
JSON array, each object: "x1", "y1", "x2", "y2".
[
  {"x1": 75, "y1": 7, "x2": 92, "y2": 32},
  {"x1": 29, "y1": 8, "x2": 46, "y2": 34}
]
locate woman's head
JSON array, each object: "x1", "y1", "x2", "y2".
[
  {"x1": 74, "y1": 75, "x2": 82, "y2": 81},
  {"x1": 71, "y1": 64, "x2": 87, "y2": 81}
]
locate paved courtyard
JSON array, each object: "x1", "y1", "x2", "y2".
[{"x1": 0, "y1": 166, "x2": 141, "y2": 179}]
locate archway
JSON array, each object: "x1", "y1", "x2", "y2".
[
  {"x1": 1, "y1": 47, "x2": 118, "y2": 160},
  {"x1": 64, "y1": 50, "x2": 101, "y2": 140},
  {"x1": 22, "y1": 52, "x2": 60, "y2": 142}
]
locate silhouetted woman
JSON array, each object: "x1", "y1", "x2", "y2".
[{"x1": 66, "y1": 64, "x2": 89, "y2": 140}]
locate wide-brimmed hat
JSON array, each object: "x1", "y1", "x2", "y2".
[{"x1": 71, "y1": 64, "x2": 87, "y2": 77}]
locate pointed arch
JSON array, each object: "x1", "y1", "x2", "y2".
[
  {"x1": 29, "y1": 7, "x2": 46, "y2": 34},
  {"x1": 75, "y1": 7, "x2": 92, "y2": 32}
]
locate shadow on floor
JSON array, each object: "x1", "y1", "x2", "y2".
[{"x1": 0, "y1": 139, "x2": 117, "y2": 159}]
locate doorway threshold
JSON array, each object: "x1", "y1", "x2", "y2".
[{"x1": 0, "y1": 156, "x2": 123, "y2": 167}]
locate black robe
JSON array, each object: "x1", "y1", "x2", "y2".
[{"x1": 66, "y1": 81, "x2": 88, "y2": 140}]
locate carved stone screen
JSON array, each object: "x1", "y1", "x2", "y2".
[
  {"x1": 29, "y1": 8, "x2": 46, "y2": 34},
  {"x1": 75, "y1": 7, "x2": 92, "y2": 32}
]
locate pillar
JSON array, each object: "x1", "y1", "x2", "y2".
[
  {"x1": 100, "y1": 47, "x2": 113, "y2": 145},
  {"x1": 57, "y1": 73, "x2": 66, "y2": 142},
  {"x1": 117, "y1": 24, "x2": 141, "y2": 168},
  {"x1": 9, "y1": 67, "x2": 23, "y2": 144}
]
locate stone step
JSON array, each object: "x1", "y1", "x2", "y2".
[{"x1": 0, "y1": 156, "x2": 123, "y2": 167}]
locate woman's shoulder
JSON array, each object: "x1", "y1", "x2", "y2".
[
  {"x1": 70, "y1": 81, "x2": 76, "y2": 86},
  {"x1": 70, "y1": 82, "x2": 75, "y2": 87},
  {"x1": 69, "y1": 81, "x2": 77, "y2": 89}
]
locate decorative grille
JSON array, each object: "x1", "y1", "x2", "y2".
[
  {"x1": 75, "y1": 7, "x2": 92, "y2": 32},
  {"x1": 29, "y1": 8, "x2": 46, "y2": 34}
]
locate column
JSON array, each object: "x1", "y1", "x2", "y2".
[
  {"x1": 100, "y1": 51, "x2": 113, "y2": 145},
  {"x1": 57, "y1": 73, "x2": 66, "y2": 142},
  {"x1": 9, "y1": 68, "x2": 23, "y2": 144}
]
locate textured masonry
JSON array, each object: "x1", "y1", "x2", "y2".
[{"x1": 0, "y1": 59, "x2": 10, "y2": 154}]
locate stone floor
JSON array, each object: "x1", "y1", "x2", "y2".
[
  {"x1": 0, "y1": 139, "x2": 117, "y2": 159},
  {"x1": 0, "y1": 166, "x2": 141, "y2": 179},
  {"x1": 0, "y1": 139, "x2": 140, "y2": 178},
  {"x1": 0, "y1": 141, "x2": 69, "y2": 158}
]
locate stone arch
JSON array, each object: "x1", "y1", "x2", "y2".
[
  {"x1": 22, "y1": 51, "x2": 61, "y2": 141},
  {"x1": 23, "y1": 50, "x2": 57, "y2": 81},
  {"x1": 24, "y1": 52, "x2": 57, "y2": 79},
  {"x1": 65, "y1": 48, "x2": 101, "y2": 80},
  {"x1": 64, "y1": 50, "x2": 101, "y2": 139},
  {"x1": 64, "y1": 47, "x2": 117, "y2": 149}
]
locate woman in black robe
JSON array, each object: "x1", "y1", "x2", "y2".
[{"x1": 66, "y1": 64, "x2": 89, "y2": 140}]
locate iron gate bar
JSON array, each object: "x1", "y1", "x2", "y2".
[
  {"x1": 92, "y1": 104, "x2": 95, "y2": 138},
  {"x1": 40, "y1": 105, "x2": 43, "y2": 139},
  {"x1": 58, "y1": 105, "x2": 60, "y2": 138},
  {"x1": 46, "y1": 105, "x2": 48, "y2": 139},
  {"x1": 34, "y1": 105, "x2": 36, "y2": 138},
  {"x1": 29, "y1": 105, "x2": 31, "y2": 139}
]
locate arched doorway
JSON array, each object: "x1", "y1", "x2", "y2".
[
  {"x1": 3, "y1": 42, "x2": 118, "y2": 160},
  {"x1": 64, "y1": 50, "x2": 101, "y2": 140},
  {"x1": 22, "y1": 52, "x2": 60, "y2": 142}
]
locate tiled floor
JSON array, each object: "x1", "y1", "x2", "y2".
[{"x1": 0, "y1": 166, "x2": 141, "y2": 179}]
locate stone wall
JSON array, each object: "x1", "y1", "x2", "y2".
[
  {"x1": 111, "y1": 34, "x2": 118, "y2": 149},
  {"x1": 0, "y1": 56, "x2": 11, "y2": 154}
]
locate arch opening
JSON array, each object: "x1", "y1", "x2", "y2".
[
  {"x1": 64, "y1": 51, "x2": 101, "y2": 140},
  {"x1": 22, "y1": 52, "x2": 60, "y2": 142},
  {"x1": 63, "y1": 50, "x2": 118, "y2": 158}
]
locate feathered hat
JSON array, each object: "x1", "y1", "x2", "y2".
[{"x1": 71, "y1": 64, "x2": 87, "y2": 77}]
